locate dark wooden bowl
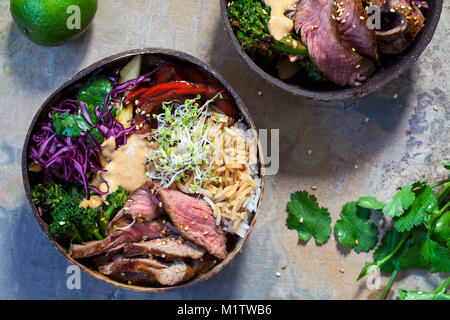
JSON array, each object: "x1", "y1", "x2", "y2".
[
  {"x1": 21, "y1": 48, "x2": 265, "y2": 292},
  {"x1": 220, "y1": 0, "x2": 443, "y2": 101}
]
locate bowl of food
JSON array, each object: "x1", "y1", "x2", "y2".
[
  {"x1": 221, "y1": 0, "x2": 443, "y2": 100},
  {"x1": 22, "y1": 48, "x2": 264, "y2": 292}
]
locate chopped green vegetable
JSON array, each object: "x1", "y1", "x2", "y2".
[
  {"x1": 51, "y1": 111, "x2": 91, "y2": 138},
  {"x1": 98, "y1": 186, "x2": 128, "y2": 235},
  {"x1": 399, "y1": 278, "x2": 450, "y2": 300},
  {"x1": 32, "y1": 182, "x2": 131, "y2": 243},
  {"x1": 286, "y1": 191, "x2": 332, "y2": 244},
  {"x1": 334, "y1": 202, "x2": 378, "y2": 253},
  {"x1": 34, "y1": 183, "x2": 104, "y2": 243},
  {"x1": 77, "y1": 74, "x2": 113, "y2": 111},
  {"x1": 32, "y1": 181, "x2": 67, "y2": 212}
]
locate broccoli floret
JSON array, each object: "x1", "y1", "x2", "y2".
[
  {"x1": 228, "y1": 0, "x2": 324, "y2": 81},
  {"x1": 99, "y1": 186, "x2": 128, "y2": 235},
  {"x1": 104, "y1": 186, "x2": 128, "y2": 220},
  {"x1": 32, "y1": 182, "x2": 104, "y2": 243},
  {"x1": 227, "y1": 0, "x2": 308, "y2": 60},
  {"x1": 31, "y1": 181, "x2": 67, "y2": 212}
]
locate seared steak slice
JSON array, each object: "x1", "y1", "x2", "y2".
[
  {"x1": 337, "y1": 0, "x2": 379, "y2": 62},
  {"x1": 99, "y1": 258, "x2": 194, "y2": 286},
  {"x1": 289, "y1": 0, "x2": 375, "y2": 86},
  {"x1": 70, "y1": 221, "x2": 174, "y2": 259},
  {"x1": 370, "y1": 0, "x2": 425, "y2": 54},
  {"x1": 149, "y1": 181, "x2": 227, "y2": 259},
  {"x1": 108, "y1": 182, "x2": 164, "y2": 233},
  {"x1": 123, "y1": 237, "x2": 205, "y2": 260}
]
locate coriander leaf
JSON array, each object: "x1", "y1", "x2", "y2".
[
  {"x1": 334, "y1": 202, "x2": 379, "y2": 253},
  {"x1": 399, "y1": 278, "x2": 450, "y2": 300},
  {"x1": 373, "y1": 229, "x2": 411, "y2": 273},
  {"x1": 400, "y1": 231, "x2": 450, "y2": 273},
  {"x1": 357, "y1": 196, "x2": 384, "y2": 210},
  {"x1": 51, "y1": 111, "x2": 91, "y2": 138},
  {"x1": 394, "y1": 186, "x2": 438, "y2": 232},
  {"x1": 286, "y1": 191, "x2": 332, "y2": 244},
  {"x1": 382, "y1": 185, "x2": 415, "y2": 218},
  {"x1": 443, "y1": 163, "x2": 450, "y2": 171},
  {"x1": 77, "y1": 75, "x2": 113, "y2": 111}
]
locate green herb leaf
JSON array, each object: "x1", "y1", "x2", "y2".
[
  {"x1": 373, "y1": 229, "x2": 411, "y2": 273},
  {"x1": 286, "y1": 191, "x2": 332, "y2": 245},
  {"x1": 77, "y1": 75, "x2": 113, "y2": 111},
  {"x1": 357, "y1": 196, "x2": 384, "y2": 210},
  {"x1": 443, "y1": 163, "x2": 450, "y2": 171},
  {"x1": 51, "y1": 111, "x2": 92, "y2": 138},
  {"x1": 394, "y1": 186, "x2": 437, "y2": 232},
  {"x1": 382, "y1": 185, "x2": 416, "y2": 218},
  {"x1": 400, "y1": 231, "x2": 450, "y2": 273},
  {"x1": 399, "y1": 278, "x2": 450, "y2": 300},
  {"x1": 334, "y1": 202, "x2": 379, "y2": 253}
]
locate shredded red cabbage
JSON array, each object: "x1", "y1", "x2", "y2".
[{"x1": 29, "y1": 73, "x2": 151, "y2": 197}]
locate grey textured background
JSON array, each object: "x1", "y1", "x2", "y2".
[{"x1": 0, "y1": 0, "x2": 448, "y2": 299}]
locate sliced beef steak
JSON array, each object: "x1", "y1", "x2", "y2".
[
  {"x1": 289, "y1": 0, "x2": 376, "y2": 86},
  {"x1": 123, "y1": 237, "x2": 205, "y2": 260},
  {"x1": 70, "y1": 221, "x2": 174, "y2": 259},
  {"x1": 336, "y1": 0, "x2": 379, "y2": 62},
  {"x1": 370, "y1": 0, "x2": 425, "y2": 54},
  {"x1": 108, "y1": 181, "x2": 164, "y2": 233},
  {"x1": 99, "y1": 257, "x2": 194, "y2": 286},
  {"x1": 149, "y1": 181, "x2": 227, "y2": 259}
]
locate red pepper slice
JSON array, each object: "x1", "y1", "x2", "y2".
[{"x1": 125, "y1": 87, "x2": 149, "y2": 103}]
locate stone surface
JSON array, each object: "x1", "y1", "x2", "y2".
[{"x1": 0, "y1": 0, "x2": 448, "y2": 299}]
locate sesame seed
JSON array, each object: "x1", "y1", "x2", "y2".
[
  {"x1": 281, "y1": 264, "x2": 287, "y2": 270},
  {"x1": 355, "y1": 239, "x2": 359, "y2": 245},
  {"x1": 339, "y1": 268, "x2": 345, "y2": 273},
  {"x1": 311, "y1": 186, "x2": 318, "y2": 190},
  {"x1": 276, "y1": 272, "x2": 281, "y2": 277}
]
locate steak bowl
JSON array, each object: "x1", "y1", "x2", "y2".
[
  {"x1": 220, "y1": 0, "x2": 443, "y2": 101},
  {"x1": 22, "y1": 48, "x2": 265, "y2": 292}
]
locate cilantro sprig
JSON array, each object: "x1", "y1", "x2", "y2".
[
  {"x1": 286, "y1": 162, "x2": 449, "y2": 300},
  {"x1": 354, "y1": 163, "x2": 450, "y2": 299}
]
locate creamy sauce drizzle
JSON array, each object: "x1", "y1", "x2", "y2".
[
  {"x1": 79, "y1": 134, "x2": 152, "y2": 209},
  {"x1": 102, "y1": 134, "x2": 152, "y2": 194},
  {"x1": 264, "y1": 0, "x2": 298, "y2": 41},
  {"x1": 80, "y1": 195, "x2": 103, "y2": 209}
]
